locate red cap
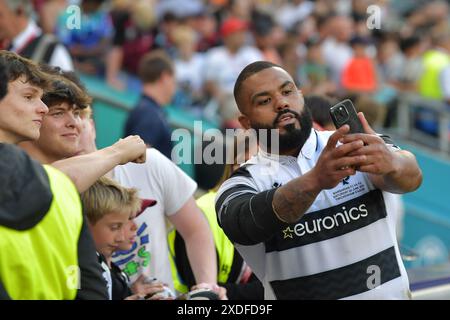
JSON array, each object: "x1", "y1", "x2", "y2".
[
  {"x1": 135, "y1": 198, "x2": 157, "y2": 218},
  {"x1": 220, "y1": 18, "x2": 248, "y2": 38}
]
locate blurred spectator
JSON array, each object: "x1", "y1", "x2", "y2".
[
  {"x1": 392, "y1": 36, "x2": 424, "y2": 93},
  {"x1": 295, "y1": 14, "x2": 319, "y2": 48},
  {"x1": 277, "y1": 31, "x2": 301, "y2": 85},
  {"x1": 377, "y1": 35, "x2": 403, "y2": 87},
  {"x1": 297, "y1": 37, "x2": 336, "y2": 96},
  {"x1": 204, "y1": 17, "x2": 263, "y2": 127},
  {"x1": 251, "y1": 11, "x2": 283, "y2": 65},
  {"x1": 419, "y1": 33, "x2": 450, "y2": 104},
  {"x1": 426, "y1": 1, "x2": 450, "y2": 37},
  {"x1": 275, "y1": 0, "x2": 314, "y2": 31},
  {"x1": 321, "y1": 15, "x2": 353, "y2": 88},
  {"x1": 152, "y1": 12, "x2": 180, "y2": 58},
  {"x1": 341, "y1": 36, "x2": 378, "y2": 94},
  {"x1": 372, "y1": 34, "x2": 402, "y2": 112},
  {"x1": 171, "y1": 25, "x2": 206, "y2": 111},
  {"x1": 401, "y1": 3, "x2": 429, "y2": 38},
  {"x1": 106, "y1": 0, "x2": 157, "y2": 91},
  {"x1": 351, "y1": 0, "x2": 372, "y2": 37},
  {"x1": 224, "y1": 0, "x2": 253, "y2": 22},
  {"x1": 31, "y1": 0, "x2": 45, "y2": 13},
  {"x1": 382, "y1": 36, "x2": 424, "y2": 128},
  {"x1": 56, "y1": 0, "x2": 112, "y2": 75},
  {"x1": 192, "y1": 12, "x2": 221, "y2": 52},
  {"x1": 0, "y1": 0, "x2": 73, "y2": 70},
  {"x1": 38, "y1": 0, "x2": 67, "y2": 34},
  {"x1": 156, "y1": 0, "x2": 204, "y2": 21},
  {"x1": 417, "y1": 32, "x2": 450, "y2": 135},
  {"x1": 124, "y1": 50, "x2": 176, "y2": 159},
  {"x1": 315, "y1": 0, "x2": 348, "y2": 16}
]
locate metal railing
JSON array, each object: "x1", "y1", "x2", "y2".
[{"x1": 396, "y1": 93, "x2": 450, "y2": 154}]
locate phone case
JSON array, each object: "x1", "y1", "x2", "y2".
[{"x1": 329, "y1": 99, "x2": 364, "y2": 134}]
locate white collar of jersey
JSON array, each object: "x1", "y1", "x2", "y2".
[
  {"x1": 299, "y1": 129, "x2": 317, "y2": 160},
  {"x1": 250, "y1": 128, "x2": 317, "y2": 164}
]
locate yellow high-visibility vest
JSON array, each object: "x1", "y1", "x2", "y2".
[
  {"x1": 419, "y1": 49, "x2": 450, "y2": 99},
  {"x1": 168, "y1": 191, "x2": 235, "y2": 294},
  {"x1": 0, "y1": 165, "x2": 83, "y2": 300}
]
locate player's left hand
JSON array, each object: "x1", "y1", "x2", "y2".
[{"x1": 339, "y1": 112, "x2": 398, "y2": 175}]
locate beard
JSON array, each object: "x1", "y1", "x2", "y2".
[{"x1": 250, "y1": 107, "x2": 313, "y2": 154}]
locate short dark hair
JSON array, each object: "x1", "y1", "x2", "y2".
[
  {"x1": 399, "y1": 36, "x2": 421, "y2": 53},
  {"x1": 251, "y1": 11, "x2": 275, "y2": 37},
  {"x1": 233, "y1": 61, "x2": 280, "y2": 112},
  {"x1": 138, "y1": 50, "x2": 174, "y2": 84},
  {"x1": 304, "y1": 95, "x2": 337, "y2": 128},
  {"x1": 40, "y1": 64, "x2": 87, "y2": 92},
  {"x1": 40, "y1": 65, "x2": 91, "y2": 109},
  {"x1": 0, "y1": 50, "x2": 50, "y2": 90}
]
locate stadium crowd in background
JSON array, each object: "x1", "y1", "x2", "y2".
[{"x1": 0, "y1": 0, "x2": 446, "y2": 300}]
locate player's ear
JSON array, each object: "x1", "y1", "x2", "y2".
[{"x1": 238, "y1": 115, "x2": 251, "y2": 130}]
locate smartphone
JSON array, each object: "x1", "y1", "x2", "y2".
[{"x1": 329, "y1": 99, "x2": 364, "y2": 134}]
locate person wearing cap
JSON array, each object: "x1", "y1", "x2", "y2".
[
  {"x1": 204, "y1": 16, "x2": 262, "y2": 128},
  {"x1": 114, "y1": 199, "x2": 176, "y2": 300},
  {"x1": 80, "y1": 176, "x2": 165, "y2": 300}
]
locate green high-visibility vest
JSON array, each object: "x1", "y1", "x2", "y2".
[
  {"x1": 419, "y1": 49, "x2": 450, "y2": 99},
  {"x1": 168, "y1": 191, "x2": 235, "y2": 294},
  {"x1": 0, "y1": 165, "x2": 83, "y2": 300}
]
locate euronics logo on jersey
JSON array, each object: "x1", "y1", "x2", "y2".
[
  {"x1": 268, "y1": 190, "x2": 387, "y2": 251},
  {"x1": 283, "y1": 204, "x2": 368, "y2": 239}
]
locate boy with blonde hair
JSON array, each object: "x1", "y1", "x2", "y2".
[
  {"x1": 82, "y1": 176, "x2": 140, "y2": 299},
  {"x1": 81, "y1": 176, "x2": 165, "y2": 300}
]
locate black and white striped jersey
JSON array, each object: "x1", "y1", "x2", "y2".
[{"x1": 215, "y1": 129, "x2": 409, "y2": 300}]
